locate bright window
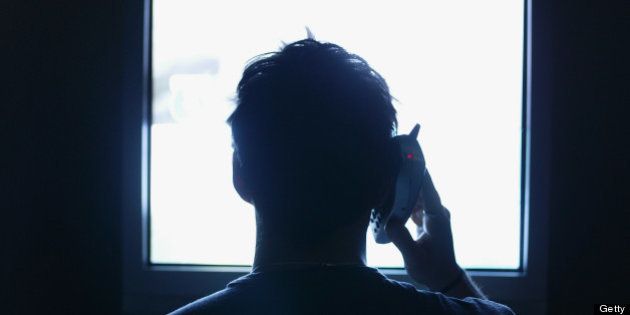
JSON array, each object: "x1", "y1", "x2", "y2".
[{"x1": 150, "y1": 0, "x2": 524, "y2": 269}]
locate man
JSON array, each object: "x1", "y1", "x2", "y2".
[{"x1": 171, "y1": 39, "x2": 514, "y2": 314}]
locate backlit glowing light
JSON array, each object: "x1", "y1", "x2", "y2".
[{"x1": 150, "y1": 0, "x2": 524, "y2": 270}]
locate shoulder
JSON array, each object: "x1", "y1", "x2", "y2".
[
  {"x1": 168, "y1": 287, "x2": 238, "y2": 315},
  {"x1": 168, "y1": 273, "x2": 261, "y2": 315},
  {"x1": 384, "y1": 279, "x2": 515, "y2": 315},
  {"x1": 433, "y1": 294, "x2": 515, "y2": 315}
]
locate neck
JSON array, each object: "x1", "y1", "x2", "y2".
[{"x1": 252, "y1": 212, "x2": 369, "y2": 269}]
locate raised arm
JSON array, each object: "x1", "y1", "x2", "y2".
[{"x1": 386, "y1": 172, "x2": 486, "y2": 299}]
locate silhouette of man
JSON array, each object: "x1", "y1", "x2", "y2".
[{"x1": 171, "y1": 38, "x2": 514, "y2": 314}]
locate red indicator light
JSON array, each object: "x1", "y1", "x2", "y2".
[{"x1": 407, "y1": 153, "x2": 413, "y2": 159}]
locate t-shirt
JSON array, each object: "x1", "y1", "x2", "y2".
[{"x1": 170, "y1": 264, "x2": 514, "y2": 315}]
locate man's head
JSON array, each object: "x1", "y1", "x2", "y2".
[{"x1": 228, "y1": 39, "x2": 397, "y2": 237}]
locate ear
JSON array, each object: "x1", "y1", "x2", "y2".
[
  {"x1": 233, "y1": 152, "x2": 254, "y2": 205},
  {"x1": 373, "y1": 172, "x2": 395, "y2": 209},
  {"x1": 372, "y1": 142, "x2": 400, "y2": 208}
]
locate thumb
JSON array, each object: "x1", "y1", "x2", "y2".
[{"x1": 386, "y1": 220, "x2": 415, "y2": 257}]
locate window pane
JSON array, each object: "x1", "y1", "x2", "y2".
[{"x1": 151, "y1": 0, "x2": 524, "y2": 269}]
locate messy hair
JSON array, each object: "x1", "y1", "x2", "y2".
[{"x1": 228, "y1": 38, "x2": 397, "y2": 233}]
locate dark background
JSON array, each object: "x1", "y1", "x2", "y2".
[{"x1": 3, "y1": 0, "x2": 628, "y2": 314}]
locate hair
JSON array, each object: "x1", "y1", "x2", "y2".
[{"x1": 228, "y1": 39, "x2": 398, "y2": 235}]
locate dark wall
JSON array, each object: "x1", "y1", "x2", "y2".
[
  {"x1": 3, "y1": 0, "x2": 627, "y2": 314},
  {"x1": 542, "y1": 0, "x2": 629, "y2": 313},
  {"x1": 4, "y1": 1, "x2": 124, "y2": 314}
]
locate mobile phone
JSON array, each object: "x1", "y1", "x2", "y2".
[{"x1": 370, "y1": 124, "x2": 427, "y2": 244}]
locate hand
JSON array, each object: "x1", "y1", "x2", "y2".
[{"x1": 386, "y1": 172, "x2": 461, "y2": 291}]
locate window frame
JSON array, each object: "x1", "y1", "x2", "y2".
[{"x1": 122, "y1": 0, "x2": 549, "y2": 313}]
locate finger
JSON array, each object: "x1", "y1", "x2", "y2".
[
  {"x1": 416, "y1": 230, "x2": 430, "y2": 247},
  {"x1": 415, "y1": 190, "x2": 425, "y2": 210},
  {"x1": 421, "y1": 171, "x2": 444, "y2": 217},
  {"x1": 444, "y1": 208, "x2": 451, "y2": 220},
  {"x1": 386, "y1": 221, "x2": 415, "y2": 257},
  {"x1": 411, "y1": 206, "x2": 423, "y2": 226},
  {"x1": 411, "y1": 209, "x2": 424, "y2": 237},
  {"x1": 423, "y1": 206, "x2": 453, "y2": 238},
  {"x1": 411, "y1": 193, "x2": 425, "y2": 226}
]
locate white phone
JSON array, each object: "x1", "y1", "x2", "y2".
[{"x1": 370, "y1": 124, "x2": 427, "y2": 244}]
